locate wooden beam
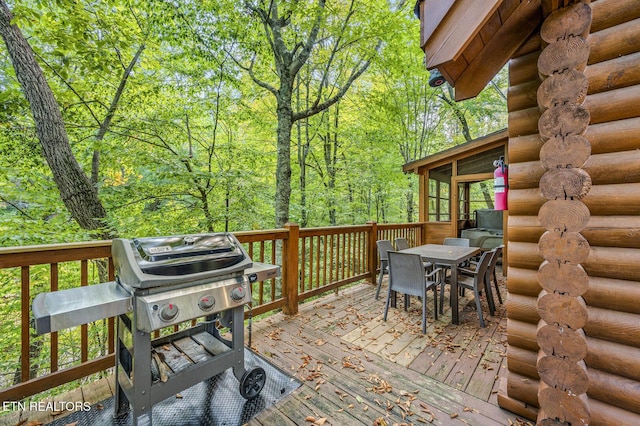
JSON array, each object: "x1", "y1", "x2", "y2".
[
  {"x1": 425, "y1": 0, "x2": 502, "y2": 68},
  {"x1": 420, "y1": 0, "x2": 456, "y2": 48},
  {"x1": 454, "y1": 0, "x2": 542, "y2": 101}
]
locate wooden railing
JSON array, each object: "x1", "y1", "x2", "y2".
[{"x1": 0, "y1": 222, "x2": 425, "y2": 403}]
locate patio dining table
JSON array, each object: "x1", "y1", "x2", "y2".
[{"x1": 399, "y1": 244, "x2": 481, "y2": 325}]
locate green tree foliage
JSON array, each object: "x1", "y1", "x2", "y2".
[
  {"x1": 0, "y1": 0, "x2": 510, "y2": 396},
  {"x1": 0, "y1": 0, "x2": 507, "y2": 246}
]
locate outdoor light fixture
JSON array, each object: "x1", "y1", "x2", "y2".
[{"x1": 429, "y1": 69, "x2": 446, "y2": 87}]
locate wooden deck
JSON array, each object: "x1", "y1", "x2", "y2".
[
  {"x1": 248, "y1": 272, "x2": 531, "y2": 425},
  {"x1": 1, "y1": 270, "x2": 534, "y2": 426}
]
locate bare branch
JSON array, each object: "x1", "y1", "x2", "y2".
[
  {"x1": 293, "y1": 41, "x2": 380, "y2": 121},
  {"x1": 92, "y1": 42, "x2": 146, "y2": 183},
  {"x1": 290, "y1": 0, "x2": 326, "y2": 77}
]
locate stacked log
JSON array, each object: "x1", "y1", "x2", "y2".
[
  {"x1": 534, "y1": 4, "x2": 593, "y2": 425},
  {"x1": 498, "y1": 1, "x2": 640, "y2": 422}
]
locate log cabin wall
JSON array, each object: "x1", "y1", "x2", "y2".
[{"x1": 499, "y1": 0, "x2": 640, "y2": 424}]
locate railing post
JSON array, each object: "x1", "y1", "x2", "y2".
[
  {"x1": 283, "y1": 222, "x2": 299, "y2": 315},
  {"x1": 419, "y1": 222, "x2": 428, "y2": 245},
  {"x1": 367, "y1": 221, "x2": 378, "y2": 284}
]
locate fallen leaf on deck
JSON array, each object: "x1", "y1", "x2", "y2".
[
  {"x1": 373, "y1": 417, "x2": 388, "y2": 426},
  {"x1": 64, "y1": 422, "x2": 78, "y2": 426},
  {"x1": 450, "y1": 412, "x2": 459, "y2": 419},
  {"x1": 305, "y1": 415, "x2": 316, "y2": 422},
  {"x1": 314, "y1": 417, "x2": 327, "y2": 425}
]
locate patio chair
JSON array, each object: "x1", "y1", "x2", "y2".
[
  {"x1": 444, "y1": 250, "x2": 493, "y2": 327},
  {"x1": 394, "y1": 237, "x2": 410, "y2": 250},
  {"x1": 465, "y1": 246, "x2": 503, "y2": 309},
  {"x1": 383, "y1": 251, "x2": 441, "y2": 334},
  {"x1": 395, "y1": 237, "x2": 433, "y2": 272},
  {"x1": 375, "y1": 240, "x2": 395, "y2": 300},
  {"x1": 486, "y1": 245, "x2": 504, "y2": 305},
  {"x1": 438, "y1": 237, "x2": 472, "y2": 279},
  {"x1": 443, "y1": 237, "x2": 470, "y2": 247}
]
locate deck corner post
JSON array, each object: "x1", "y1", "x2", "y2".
[
  {"x1": 366, "y1": 221, "x2": 378, "y2": 284},
  {"x1": 419, "y1": 222, "x2": 428, "y2": 245},
  {"x1": 283, "y1": 222, "x2": 300, "y2": 315}
]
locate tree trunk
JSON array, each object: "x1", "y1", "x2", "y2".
[
  {"x1": 324, "y1": 105, "x2": 339, "y2": 226},
  {"x1": 406, "y1": 177, "x2": 414, "y2": 222},
  {"x1": 296, "y1": 74, "x2": 311, "y2": 228},
  {"x1": 275, "y1": 95, "x2": 294, "y2": 228},
  {"x1": 0, "y1": 1, "x2": 111, "y2": 238}
]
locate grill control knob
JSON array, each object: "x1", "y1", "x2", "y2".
[
  {"x1": 198, "y1": 295, "x2": 215, "y2": 311},
  {"x1": 159, "y1": 303, "x2": 179, "y2": 322},
  {"x1": 230, "y1": 286, "x2": 246, "y2": 302}
]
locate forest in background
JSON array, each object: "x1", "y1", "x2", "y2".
[{"x1": 0, "y1": 0, "x2": 508, "y2": 246}]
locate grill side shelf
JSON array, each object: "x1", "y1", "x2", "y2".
[{"x1": 32, "y1": 281, "x2": 132, "y2": 334}]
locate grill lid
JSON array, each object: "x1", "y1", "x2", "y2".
[{"x1": 113, "y1": 233, "x2": 252, "y2": 288}]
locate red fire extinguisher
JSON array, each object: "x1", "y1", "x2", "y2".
[{"x1": 493, "y1": 156, "x2": 508, "y2": 210}]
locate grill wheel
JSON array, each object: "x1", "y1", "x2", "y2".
[{"x1": 239, "y1": 367, "x2": 266, "y2": 399}]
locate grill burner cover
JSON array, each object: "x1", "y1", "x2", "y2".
[
  {"x1": 113, "y1": 232, "x2": 251, "y2": 289},
  {"x1": 133, "y1": 234, "x2": 244, "y2": 275}
]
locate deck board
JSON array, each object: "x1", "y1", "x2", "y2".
[{"x1": 247, "y1": 272, "x2": 526, "y2": 425}]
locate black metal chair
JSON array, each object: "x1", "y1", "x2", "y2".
[{"x1": 383, "y1": 251, "x2": 441, "y2": 334}]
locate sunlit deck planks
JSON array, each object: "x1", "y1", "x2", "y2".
[{"x1": 248, "y1": 274, "x2": 527, "y2": 425}]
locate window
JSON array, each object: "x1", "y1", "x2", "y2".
[{"x1": 428, "y1": 164, "x2": 452, "y2": 222}]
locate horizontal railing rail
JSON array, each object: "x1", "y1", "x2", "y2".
[{"x1": 0, "y1": 222, "x2": 425, "y2": 403}]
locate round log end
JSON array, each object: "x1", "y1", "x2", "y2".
[
  {"x1": 538, "y1": 384, "x2": 590, "y2": 426},
  {"x1": 539, "y1": 231, "x2": 590, "y2": 264},
  {"x1": 537, "y1": 69, "x2": 588, "y2": 110},
  {"x1": 540, "y1": 3, "x2": 593, "y2": 43},
  {"x1": 538, "y1": 199, "x2": 590, "y2": 233},
  {"x1": 538, "y1": 322, "x2": 588, "y2": 361},
  {"x1": 537, "y1": 355, "x2": 589, "y2": 394},
  {"x1": 539, "y1": 103, "x2": 591, "y2": 139},
  {"x1": 540, "y1": 134, "x2": 591, "y2": 169},
  {"x1": 538, "y1": 37, "x2": 590, "y2": 77},
  {"x1": 537, "y1": 294, "x2": 589, "y2": 332},
  {"x1": 540, "y1": 168, "x2": 592, "y2": 200},
  {"x1": 538, "y1": 261, "x2": 589, "y2": 296}
]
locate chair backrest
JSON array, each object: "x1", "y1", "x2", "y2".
[
  {"x1": 387, "y1": 251, "x2": 426, "y2": 297},
  {"x1": 487, "y1": 246, "x2": 502, "y2": 276},
  {"x1": 474, "y1": 250, "x2": 493, "y2": 284},
  {"x1": 394, "y1": 237, "x2": 410, "y2": 251},
  {"x1": 444, "y1": 237, "x2": 470, "y2": 247},
  {"x1": 376, "y1": 240, "x2": 395, "y2": 262}
]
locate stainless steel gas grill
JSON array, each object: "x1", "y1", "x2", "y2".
[{"x1": 33, "y1": 232, "x2": 280, "y2": 426}]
